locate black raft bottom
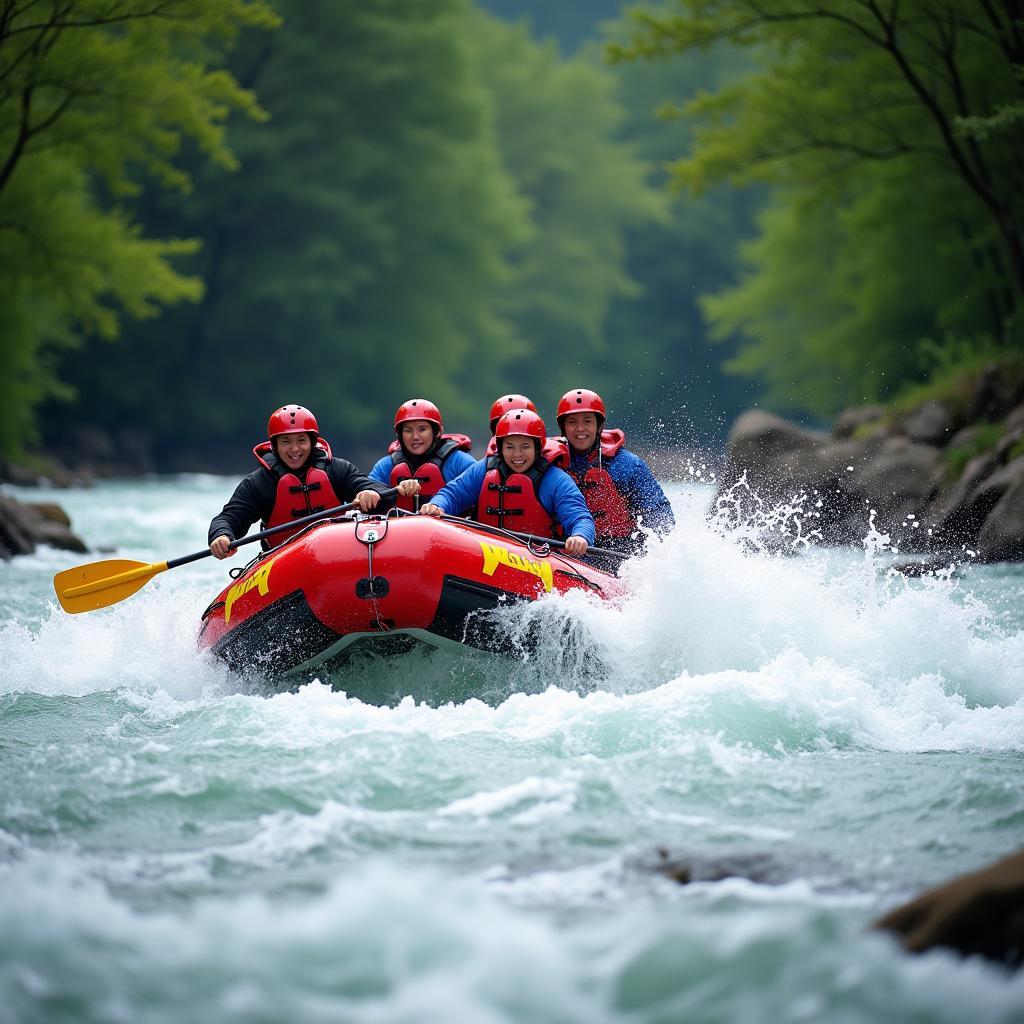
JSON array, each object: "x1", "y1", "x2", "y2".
[
  {"x1": 206, "y1": 575, "x2": 528, "y2": 676},
  {"x1": 208, "y1": 589, "x2": 340, "y2": 675}
]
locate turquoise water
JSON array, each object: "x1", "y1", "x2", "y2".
[{"x1": 2, "y1": 475, "x2": 1023, "y2": 1023}]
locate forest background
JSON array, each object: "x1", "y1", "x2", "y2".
[{"x1": 1, "y1": 0, "x2": 1020, "y2": 473}]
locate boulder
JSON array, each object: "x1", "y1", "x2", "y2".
[
  {"x1": 925, "y1": 452, "x2": 998, "y2": 547},
  {"x1": 839, "y1": 437, "x2": 940, "y2": 539},
  {"x1": 1004, "y1": 403, "x2": 1024, "y2": 435},
  {"x1": 717, "y1": 411, "x2": 829, "y2": 526},
  {"x1": 975, "y1": 457, "x2": 1024, "y2": 562},
  {"x1": 945, "y1": 425, "x2": 982, "y2": 451},
  {"x1": 725, "y1": 410, "x2": 828, "y2": 481},
  {"x1": 965, "y1": 363, "x2": 1024, "y2": 423},
  {"x1": 0, "y1": 458, "x2": 87, "y2": 488},
  {"x1": 995, "y1": 424, "x2": 1024, "y2": 463},
  {"x1": 833, "y1": 405, "x2": 886, "y2": 441},
  {"x1": 715, "y1": 402, "x2": 1024, "y2": 561},
  {"x1": 0, "y1": 496, "x2": 34, "y2": 558},
  {"x1": 0, "y1": 493, "x2": 87, "y2": 559},
  {"x1": 874, "y1": 848, "x2": 1024, "y2": 967},
  {"x1": 900, "y1": 400, "x2": 954, "y2": 446}
]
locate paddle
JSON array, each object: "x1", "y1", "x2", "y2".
[
  {"x1": 493, "y1": 529, "x2": 631, "y2": 562},
  {"x1": 417, "y1": 512, "x2": 631, "y2": 561},
  {"x1": 53, "y1": 489, "x2": 398, "y2": 615}
]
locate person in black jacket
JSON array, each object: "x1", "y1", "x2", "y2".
[{"x1": 208, "y1": 404, "x2": 418, "y2": 558}]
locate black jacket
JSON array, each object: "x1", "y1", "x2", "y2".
[{"x1": 208, "y1": 455, "x2": 392, "y2": 544}]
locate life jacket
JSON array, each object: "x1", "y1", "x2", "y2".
[
  {"x1": 485, "y1": 435, "x2": 569, "y2": 469},
  {"x1": 477, "y1": 454, "x2": 555, "y2": 536},
  {"x1": 253, "y1": 438, "x2": 342, "y2": 547},
  {"x1": 565, "y1": 429, "x2": 637, "y2": 539},
  {"x1": 387, "y1": 433, "x2": 473, "y2": 511}
]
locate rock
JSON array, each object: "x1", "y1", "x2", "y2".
[
  {"x1": 965, "y1": 363, "x2": 1022, "y2": 423},
  {"x1": 648, "y1": 846, "x2": 816, "y2": 887},
  {"x1": 975, "y1": 457, "x2": 1024, "y2": 562},
  {"x1": 0, "y1": 493, "x2": 87, "y2": 558},
  {"x1": 0, "y1": 457, "x2": 93, "y2": 488},
  {"x1": 900, "y1": 400, "x2": 954, "y2": 446},
  {"x1": 925, "y1": 451, "x2": 998, "y2": 547},
  {"x1": 840, "y1": 437, "x2": 940, "y2": 538},
  {"x1": 715, "y1": 401, "x2": 1024, "y2": 561},
  {"x1": 833, "y1": 405, "x2": 886, "y2": 441},
  {"x1": 874, "y1": 848, "x2": 1024, "y2": 967},
  {"x1": 945, "y1": 425, "x2": 982, "y2": 451},
  {"x1": 27, "y1": 502, "x2": 72, "y2": 528},
  {"x1": 1004, "y1": 403, "x2": 1024, "y2": 435},
  {"x1": 0, "y1": 497, "x2": 35, "y2": 558},
  {"x1": 995, "y1": 424, "x2": 1024, "y2": 463},
  {"x1": 716, "y1": 411, "x2": 830, "y2": 531},
  {"x1": 725, "y1": 410, "x2": 827, "y2": 475}
]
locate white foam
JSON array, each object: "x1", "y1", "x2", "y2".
[{"x1": 2, "y1": 481, "x2": 1022, "y2": 756}]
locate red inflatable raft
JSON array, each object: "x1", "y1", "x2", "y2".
[{"x1": 196, "y1": 512, "x2": 623, "y2": 677}]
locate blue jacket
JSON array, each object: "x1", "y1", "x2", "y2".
[
  {"x1": 567, "y1": 446, "x2": 675, "y2": 535},
  {"x1": 430, "y1": 457, "x2": 596, "y2": 544},
  {"x1": 369, "y1": 446, "x2": 477, "y2": 487}
]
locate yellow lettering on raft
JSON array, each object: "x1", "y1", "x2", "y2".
[
  {"x1": 478, "y1": 541, "x2": 553, "y2": 592},
  {"x1": 224, "y1": 561, "x2": 274, "y2": 623}
]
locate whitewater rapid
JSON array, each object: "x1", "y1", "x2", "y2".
[{"x1": 1, "y1": 475, "x2": 1022, "y2": 1023}]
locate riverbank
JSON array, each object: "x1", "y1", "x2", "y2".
[{"x1": 714, "y1": 359, "x2": 1024, "y2": 562}]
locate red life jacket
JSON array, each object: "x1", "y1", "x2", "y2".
[
  {"x1": 477, "y1": 454, "x2": 554, "y2": 536},
  {"x1": 565, "y1": 429, "x2": 637, "y2": 539},
  {"x1": 485, "y1": 435, "x2": 569, "y2": 468},
  {"x1": 387, "y1": 433, "x2": 473, "y2": 511},
  {"x1": 253, "y1": 439, "x2": 343, "y2": 546}
]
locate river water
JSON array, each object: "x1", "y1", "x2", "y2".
[{"x1": 2, "y1": 475, "x2": 1023, "y2": 1023}]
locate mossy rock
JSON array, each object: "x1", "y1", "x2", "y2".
[{"x1": 942, "y1": 423, "x2": 1004, "y2": 483}]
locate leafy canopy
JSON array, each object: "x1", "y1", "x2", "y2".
[
  {"x1": 613, "y1": 0, "x2": 1024, "y2": 416},
  {"x1": 0, "y1": 0, "x2": 277, "y2": 456}
]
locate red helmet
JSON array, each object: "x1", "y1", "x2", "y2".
[
  {"x1": 394, "y1": 398, "x2": 443, "y2": 432},
  {"x1": 494, "y1": 409, "x2": 546, "y2": 445},
  {"x1": 267, "y1": 405, "x2": 319, "y2": 439},
  {"x1": 488, "y1": 394, "x2": 537, "y2": 433},
  {"x1": 556, "y1": 388, "x2": 606, "y2": 431}
]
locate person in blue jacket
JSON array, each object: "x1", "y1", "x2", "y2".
[
  {"x1": 368, "y1": 398, "x2": 476, "y2": 512},
  {"x1": 420, "y1": 409, "x2": 595, "y2": 557},
  {"x1": 556, "y1": 388, "x2": 674, "y2": 555}
]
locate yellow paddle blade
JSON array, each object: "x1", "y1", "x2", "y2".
[{"x1": 53, "y1": 558, "x2": 169, "y2": 614}]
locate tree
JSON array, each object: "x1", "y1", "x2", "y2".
[
  {"x1": 467, "y1": 9, "x2": 664, "y2": 415},
  {"x1": 0, "y1": 0, "x2": 277, "y2": 457},
  {"x1": 45, "y1": 1, "x2": 669, "y2": 466},
  {"x1": 45, "y1": 0, "x2": 531, "y2": 465},
  {"x1": 601, "y1": 17, "x2": 763, "y2": 442},
  {"x1": 612, "y1": 0, "x2": 1024, "y2": 414}
]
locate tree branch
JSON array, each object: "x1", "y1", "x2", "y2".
[{"x1": 0, "y1": 83, "x2": 33, "y2": 191}]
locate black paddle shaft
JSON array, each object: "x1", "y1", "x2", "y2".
[{"x1": 166, "y1": 488, "x2": 398, "y2": 571}]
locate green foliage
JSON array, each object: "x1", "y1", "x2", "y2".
[
  {"x1": 44, "y1": 0, "x2": 669, "y2": 465},
  {"x1": 942, "y1": 423, "x2": 1003, "y2": 482},
  {"x1": 702, "y1": 153, "x2": 1005, "y2": 415},
  {"x1": 469, "y1": 10, "x2": 664, "y2": 370},
  {"x1": 44, "y1": 0, "x2": 531, "y2": 454},
  {"x1": 0, "y1": 0, "x2": 277, "y2": 456},
  {"x1": 890, "y1": 352, "x2": 1024, "y2": 422},
  {"x1": 599, "y1": 20, "x2": 764, "y2": 439},
  {"x1": 615, "y1": 0, "x2": 1024, "y2": 420}
]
